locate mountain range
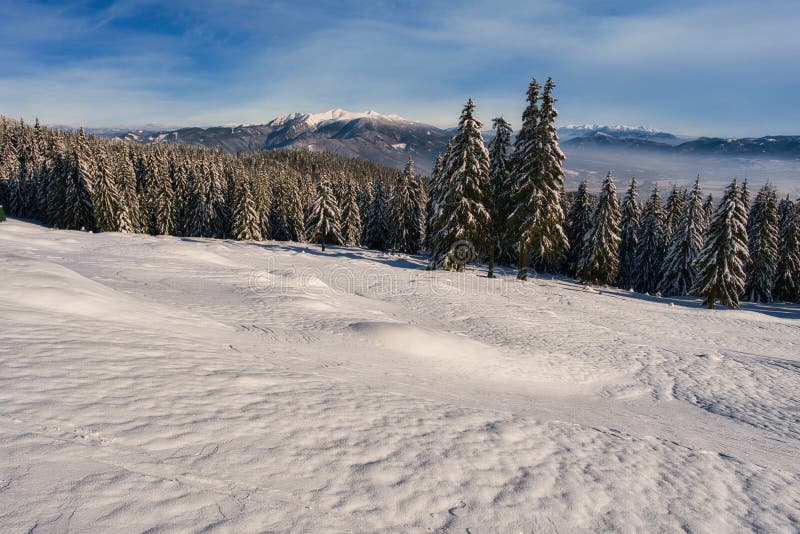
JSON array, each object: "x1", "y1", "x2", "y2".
[{"x1": 75, "y1": 110, "x2": 800, "y2": 177}]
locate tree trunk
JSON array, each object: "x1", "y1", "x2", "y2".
[
  {"x1": 321, "y1": 240, "x2": 326, "y2": 252},
  {"x1": 487, "y1": 241, "x2": 495, "y2": 278},
  {"x1": 517, "y1": 243, "x2": 530, "y2": 280}
]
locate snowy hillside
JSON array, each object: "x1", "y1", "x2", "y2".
[{"x1": 1, "y1": 219, "x2": 799, "y2": 532}]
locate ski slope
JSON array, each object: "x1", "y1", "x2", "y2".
[{"x1": 1, "y1": 219, "x2": 798, "y2": 532}]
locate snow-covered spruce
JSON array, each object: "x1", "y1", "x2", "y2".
[
  {"x1": 305, "y1": 177, "x2": 343, "y2": 252},
  {"x1": 487, "y1": 116, "x2": 514, "y2": 271},
  {"x1": 64, "y1": 129, "x2": 96, "y2": 232},
  {"x1": 364, "y1": 178, "x2": 391, "y2": 251},
  {"x1": 773, "y1": 201, "x2": 800, "y2": 302},
  {"x1": 507, "y1": 77, "x2": 568, "y2": 279},
  {"x1": 663, "y1": 184, "x2": 687, "y2": 246},
  {"x1": 390, "y1": 157, "x2": 423, "y2": 254},
  {"x1": 743, "y1": 184, "x2": 779, "y2": 302},
  {"x1": 702, "y1": 193, "x2": 715, "y2": 231},
  {"x1": 634, "y1": 186, "x2": 665, "y2": 294},
  {"x1": 578, "y1": 172, "x2": 621, "y2": 285},
  {"x1": 92, "y1": 150, "x2": 123, "y2": 232},
  {"x1": 659, "y1": 176, "x2": 705, "y2": 297},
  {"x1": 617, "y1": 177, "x2": 641, "y2": 290},
  {"x1": 231, "y1": 167, "x2": 262, "y2": 241},
  {"x1": 565, "y1": 180, "x2": 594, "y2": 277},
  {"x1": 339, "y1": 176, "x2": 362, "y2": 246},
  {"x1": 690, "y1": 179, "x2": 749, "y2": 309},
  {"x1": 431, "y1": 99, "x2": 491, "y2": 272}
]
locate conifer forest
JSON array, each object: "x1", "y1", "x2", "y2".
[{"x1": 3, "y1": 78, "x2": 797, "y2": 310}]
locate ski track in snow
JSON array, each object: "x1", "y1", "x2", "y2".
[{"x1": 0, "y1": 219, "x2": 799, "y2": 532}]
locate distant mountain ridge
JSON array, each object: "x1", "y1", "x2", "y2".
[
  {"x1": 70, "y1": 110, "x2": 800, "y2": 174},
  {"x1": 103, "y1": 109, "x2": 451, "y2": 172},
  {"x1": 563, "y1": 131, "x2": 800, "y2": 158}
]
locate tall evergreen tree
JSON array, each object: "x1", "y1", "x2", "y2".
[
  {"x1": 702, "y1": 193, "x2": 715, "y2": 229},
  {"x1": 232, "y1": 171, "x2": 262, "y2": 241},
  {"x1": 743, "y1": 184, "x2": 779, "y2": 302},
  {"x1": 507, "y1": 78, "x2": 568, "y2": 279},
  {"x1": 659, "y1": 176, "x2": 705, "y2": 296},
  {"x1": 153, "y1": 168, "x2": 175, "y2": 236},
  {"x1": 634, "y1": 186, "x2": 665, "y2": 294},
  {"x1": 773, "y1": 202, "x2": 800, "y2": 302},
  {"x1": 271, "y1": 174, "x2": 305, "y2": 242},
  {"x1": 578, "y1": 172, "x2": 621, "y2": 285},
  {"x1": 487, "y1": 116, "x2": 514, "y2": 268},
  {"x1": 663, "y1": 185, "x2": 686, "y2": 245},
  {"x1": 617, "y1": 177, "x2": 641, "y2": 290},
  {"x1": 63, "y1": 131, "x2": 96, "y2": 231},
  {"x1": 305, "y1": 177, "x2": 343, "y2": 252},
  {"x1": 185, "y1": 163, "x2": 212, "y2": 237},
  {"x1": 92, "y1": 150, "x2": 122, "y2": 232},
  {"x1": 391, "y1": 157, "x2": 422, "y2": 253},
  {"x1": 532, "y1": 77, "x2": 568, "y2": 273},
  {"x1": 364, "y1": 178, "x2": 391, "y2": 251},
  {"x1": 778, "y1": 195, "x2": 794, "y2": 229},
  {"x1": 740, "y1": 178, "x2": 751, "y2": 220},
  {"x1": 432, "y1": 99, "x2": 491, "y2": 271},
  {"x1": 691, "y1": 179, "x2": 749, "y2": 309},
  {"x1": 425, "y1": 144, "x2": 452, "y2": 260},
  {"x1": 340, "y1": 176, "x2": 362, "y2": 246},
  {"x1": 565, "y1": 180, "x2": 594, "y2": 276}
]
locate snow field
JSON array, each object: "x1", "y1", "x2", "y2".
[{"x1": 1, "y1": 219, "x2": 798, "y2": 532}]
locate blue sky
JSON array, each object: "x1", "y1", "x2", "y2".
[{"x1": 1, "y1": 0, "x2": 798, "y2": 136}]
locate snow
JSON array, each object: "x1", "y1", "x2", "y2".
[
  {"x1": 270, "y1": 109, "x2": 409, "y2": 129},
  {"x1": 1, "y1": 219, "x2": 799, "y2": 532},
  {"x1": 561, "y1": 123, "x2": 660, "y2": 134}
]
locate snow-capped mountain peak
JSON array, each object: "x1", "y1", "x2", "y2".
[
  {"x1": 561, "y1": 123, "x2": 659, "y2": 134},
  {"x1": 270, "y1": 109, "x2": 409, "y2": 128}
]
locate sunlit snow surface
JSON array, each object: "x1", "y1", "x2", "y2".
[{"x1": 1, "y1": 219, "x2": 798, "y2": 532}]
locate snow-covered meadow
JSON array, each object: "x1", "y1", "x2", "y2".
[{"x1": 1, "y1": 219, "x2": 798, "y2": 532}]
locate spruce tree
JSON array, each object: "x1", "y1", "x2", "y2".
[
  {"x1": 743, "y1": 184, "x2": 779, "y2": 302},
  {"x1": 93, "y1": 150, "x2": 122, "y2": 232},
  {"x1": 432, "y1": 99, "x2": 490, "y2": 271},
  {"x1": 740, "y1": 178, "x2": 751, "y2": 220},
  {"x1": 634, "y1": 186, "x2": 665, "y2": 294},
  {"x1": 391, "y1": 157, "x2": 422, "y2": 253},
  {"x1": 340, "y1": 177, "x2": 362, "y2": 246},
  {"x1": 778, "y1": 195, "x2": 794, "y2": 229},
  {"x1": 617, "y1": 177, "x2": 641, "y2": 290},
  {"x1": 153, "y1": 168, "x2": 175, "y2": 236},
  {"x1": 113, "y1": 150, "x2": 137, "y2": 233},
  {"x1": 271, "y1": 174, "x2": 305, "y2": 242},
  {"x1": 425, "y1": 145, "x2": 450, "y2": 260},
  {"x1": 702, "y1": 193, "x2": 715, "y2": 229},
  {"x1": 364, "y1": 178, "x2": 390, "y2": 251},
  {"x1": 690, "y1": 179, "x2": 749, "y2": 309},
  {"x1": 507, "y1": 77, "x2": 568, "y2": 279},
  {"x1": 63, "y1": 132, "x2": 96, "y2": 231},
  {"x1": 659, "y1": 176, "x2": 705, "y2": 296},
  {"x1": 663, "y1": 185, "x2": 686, "y2": 245},
  {"x1": 565, "y1": 180, "x2": 594, "y2": 276},
  {"x1": 232, "y1": 172, "x2": 262, "y2": 241},
  {"x1": 578, "y1": 172, "x2": 621, "y2": 285},
  {"x1": 185, "y1": 163, "x2": 212, "y2": 237},
  {"x1": 305, "y1": 177, "x2": 343, "y2": 251},
  {"x1": 487, "y1": 116, "x2": 513, "y2": 268},
  {"x1": 773, "y1": 202, "x2": 800, "y2": 302}
]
